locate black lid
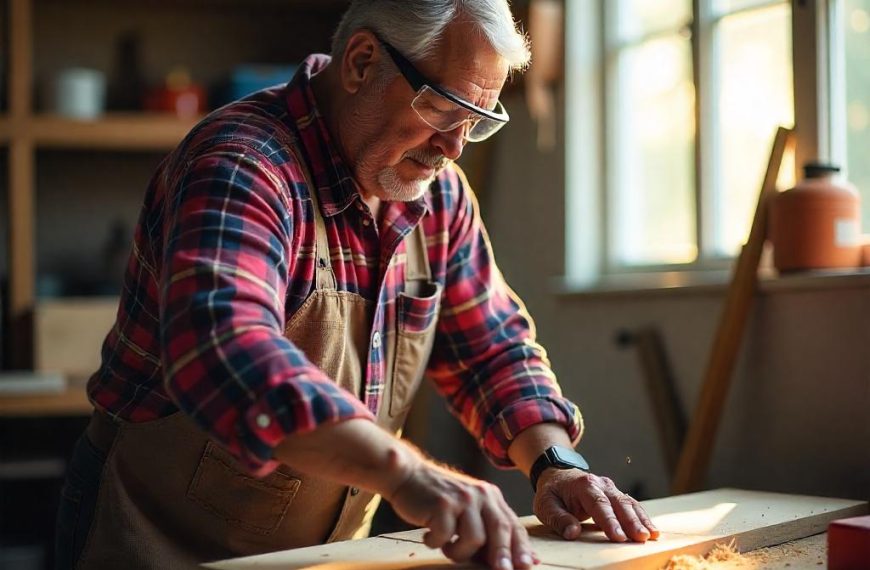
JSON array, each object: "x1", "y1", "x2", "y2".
[{"x1": 803, "y1": 162, "x2": 841, "y2": 178}]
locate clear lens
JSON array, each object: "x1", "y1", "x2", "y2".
[
  {"x1": 466, "y1": 111, "x2": 506, "y2": 141},
  {"x1": 411, "y1": 86, "x2": 507, "y2": 141}
]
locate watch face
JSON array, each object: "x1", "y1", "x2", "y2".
[{"x1": 550, "y1": 446, "x2": 590, "y2": 471}]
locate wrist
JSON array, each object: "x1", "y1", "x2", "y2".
[
  {"x1": 379, "y1": 440, "x2": 422, "y2": 501},
  {"x1": 529, "y1": 445, "x2": 590, "y2": 492},
  {"x1": 508, "y1": 423, "x2": 575, "y2": 476}
]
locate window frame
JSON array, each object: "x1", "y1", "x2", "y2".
[{"x1": 566, "y1": 0, "x2": 835, "y2": 284}]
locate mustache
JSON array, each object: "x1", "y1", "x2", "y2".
[{"x1": 404, "y1": 149, "x2": 449, "y2": 171}]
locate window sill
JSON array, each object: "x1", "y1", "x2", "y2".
[{"x1": 555, "y1": 267, "x2": 870, "y2": 300}]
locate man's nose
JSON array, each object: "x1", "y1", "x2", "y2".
[{"x1": 431, "y1": 124, "x2": 466, "y2": 161}]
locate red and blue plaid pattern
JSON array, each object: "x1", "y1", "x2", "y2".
[{"x1": 87, "y1": 55, "x2": 583, "y2": 475}]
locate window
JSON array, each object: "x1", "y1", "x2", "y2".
[
  {"x1": 836, "y1": 0, "x2": 870, "y2": 229},
  {"x1": 567, "y1": 0, "x2": 797, "y2": 278},
  {"x1": 606, "y1": 0, "x2": 697, "y2": 267}
]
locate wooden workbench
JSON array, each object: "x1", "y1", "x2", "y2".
[{"x1": 203, "y1": 489, "x2": 867, "y2": 570}]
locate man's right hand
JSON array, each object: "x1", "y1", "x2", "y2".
[
  {"x1": 384, "y1": 458, "x2": 538, "y2": 570},
  {"x1": 274, "y1": 419, "x2": 537, "y2": 569}
]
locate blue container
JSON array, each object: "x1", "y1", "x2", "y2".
[{"x1": 221, "y1": 64, "x2": 298, "y2": 105}]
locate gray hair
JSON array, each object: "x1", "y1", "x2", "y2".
[{"x1": 331, "y1": 0, "x2": 531, "y2": 72}]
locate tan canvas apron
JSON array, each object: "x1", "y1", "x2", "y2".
[{"x1": 75, "y1": 186, "x2": 442, "y2": 569}]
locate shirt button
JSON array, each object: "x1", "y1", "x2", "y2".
[
  {"x1": 372, "y1": 331, "x2": 381, "y2": 349},
  {"x1": 350, "y1": 487, "x2": 360, "y2": 496},
  {"x1": 362, "y1": 218, "x2": 371, "y2": 227},
  {"x1": 256, "y1": 414, "x2": 271, "y2": 429}
]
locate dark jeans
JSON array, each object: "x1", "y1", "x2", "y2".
[{"x1": 54, "y1": 433, "x2": 105, "y2": 570}]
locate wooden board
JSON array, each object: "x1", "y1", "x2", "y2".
[
  {"x1": 204, "y1": 489, "x2": 867, "y2": 570},
  {"x1": 203, "y1": 536, "x2": 565, "y2": 570}
]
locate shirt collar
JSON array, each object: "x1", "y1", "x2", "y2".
[{"x1": 284, "y1": 54, "x2": 431, "y2": 219}]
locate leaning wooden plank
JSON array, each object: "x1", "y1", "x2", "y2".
[{"x1": 671, "y1": 126, "x2": 794, "y2": 494}]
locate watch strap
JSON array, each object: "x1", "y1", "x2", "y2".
[{"x1": 529, "y1": 445, "x2": 590, "y2": 492}]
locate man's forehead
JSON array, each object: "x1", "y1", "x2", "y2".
[{"x1": 413, "y1": 20, "x2": 510, "y2": 106}]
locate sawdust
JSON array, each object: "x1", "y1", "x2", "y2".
[
  {"x1": 661, "y1": 535, "x2": 827, "y2": 569},
  {"x1": 663, "y1": 541, "x2": 742, "y2": 569}
]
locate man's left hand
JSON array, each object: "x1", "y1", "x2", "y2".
[{"x1": 533, "y1": 469, "x2": 660, "y2": 543}]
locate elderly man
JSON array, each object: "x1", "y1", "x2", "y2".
[{"x1": 55, "y1": 1, "x2": 658, "y2": 569}]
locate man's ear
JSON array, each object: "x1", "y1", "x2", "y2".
[{"x1": 339, "y1": 30, "x2": 382, "y2": 94}]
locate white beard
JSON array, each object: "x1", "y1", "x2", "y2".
[{"x1": 377, "y1": 165, "x2": 434, "y2": 202}]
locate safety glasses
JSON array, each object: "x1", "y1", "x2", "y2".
[{"x1": 376, "y1": 35, "x2": 510, "y2": 142}]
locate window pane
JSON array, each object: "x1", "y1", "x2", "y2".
[
  {"x1": 713, "y1": 4, "x2": 793, "y2": 255},
  {"x1": 611, "y1": 36, "x2": 697, "y2": 266},
  {"x1": 844, "y1": 0, "x2": 870, "y2": 230},
  {"x1": 617, "y1": 0, "x2": 692, "y2": 41}
]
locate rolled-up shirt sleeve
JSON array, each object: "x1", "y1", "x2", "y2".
[
  {"x1": 159, "y1": 143, "x2": 374, "y2": 476},
  {"x1": 425, "y1": 168, "x2": 584, "y2": 468}
]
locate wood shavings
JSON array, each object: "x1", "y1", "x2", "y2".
[
  {"x1": 661, "y1": 535, "x2": 828, "y2": 569},
  {"x1": 663, "y1": 541, "x2": 741, "y2": 569}
]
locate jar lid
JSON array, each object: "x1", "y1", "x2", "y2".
[{"x1": 803, "y1": 162, "x2": 841, "y2": 178}]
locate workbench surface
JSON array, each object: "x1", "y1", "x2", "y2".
[{"x1": 203, "y1": 489, "x2": 867, "y2": 570}]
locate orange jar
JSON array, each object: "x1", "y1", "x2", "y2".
[{"x1": 769, "y1": 163, "x2": 862, "y2": 272}]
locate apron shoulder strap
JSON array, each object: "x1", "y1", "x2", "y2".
[
  {"x1": 285, "y1": 145, "x2": 336, "y2": 292},
  {"x1": 308, "y1": 186, "x2": 337, "y2": 291},
  {"x1": 404, "y1": 221, "x2": 431, "y2": 282}
]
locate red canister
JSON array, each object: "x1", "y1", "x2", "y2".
[{"x1": 769, "y1": 163, "x2": 862, "y2": 272}]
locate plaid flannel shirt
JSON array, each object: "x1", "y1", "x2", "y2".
[{"x1": 87, "y1": 54, "x2": 583, "y2": 475}]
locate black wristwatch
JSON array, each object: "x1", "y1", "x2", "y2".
[{"x1": 529, "y1": 445, "x2": 590, "y2": 492}]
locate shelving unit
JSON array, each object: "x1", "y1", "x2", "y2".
[{"x1": 2, "y1": 0, "x2": 348, "y2": 371}]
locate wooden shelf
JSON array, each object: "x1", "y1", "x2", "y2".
[
  {"x1": 30, "y1": 113, "x2": 202, "y2": 150},
  {"x1": 0, "y1": 387, "x2": 93, "y2": 417}
]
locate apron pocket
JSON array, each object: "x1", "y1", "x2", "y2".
[
  {"x1": 187, "y1": 442, "x2": 301, "y2": 535},
  {"x1": 390, "y1": 281, "x2": 442, "y2": 417}
]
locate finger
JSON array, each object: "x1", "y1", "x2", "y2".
[
  {"x1": 578, "y1": 484, "x2": 626, "y2": 542},
  {"x1": 505, "y1": 513, "x2": 536, "y2": 569},
  {"x1": 609, "y1": 492, "x2": 650, "y2": 543},
  {"x1": 537, "y1": 490, "x2": 584, "y2": 540},
  {"x1": 479, "y1": 502, "x2": 514, "y2": 570},
  {"x1": 423, "y1": 505, "x2": 458, "y2": 549},
  {"x1": 632, "y1": 499, "x2": 660, "y2": 540},
  {"x1": 599, "y1": 480, "x2": 651, "y2": 543},
  {"x1": 491, "y1": 487, "x2": 535, "y2": 569},
  {"x1": 442, "y1": 508, "x2": 486, "y2": 563}
]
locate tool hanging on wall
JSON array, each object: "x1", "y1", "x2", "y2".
[
  {"x1": 616, "y1": 326, "x2": 687, "y2": 477},
  {"x1": 671, "y1": 126, "x2": 794, "y2": 495}
]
